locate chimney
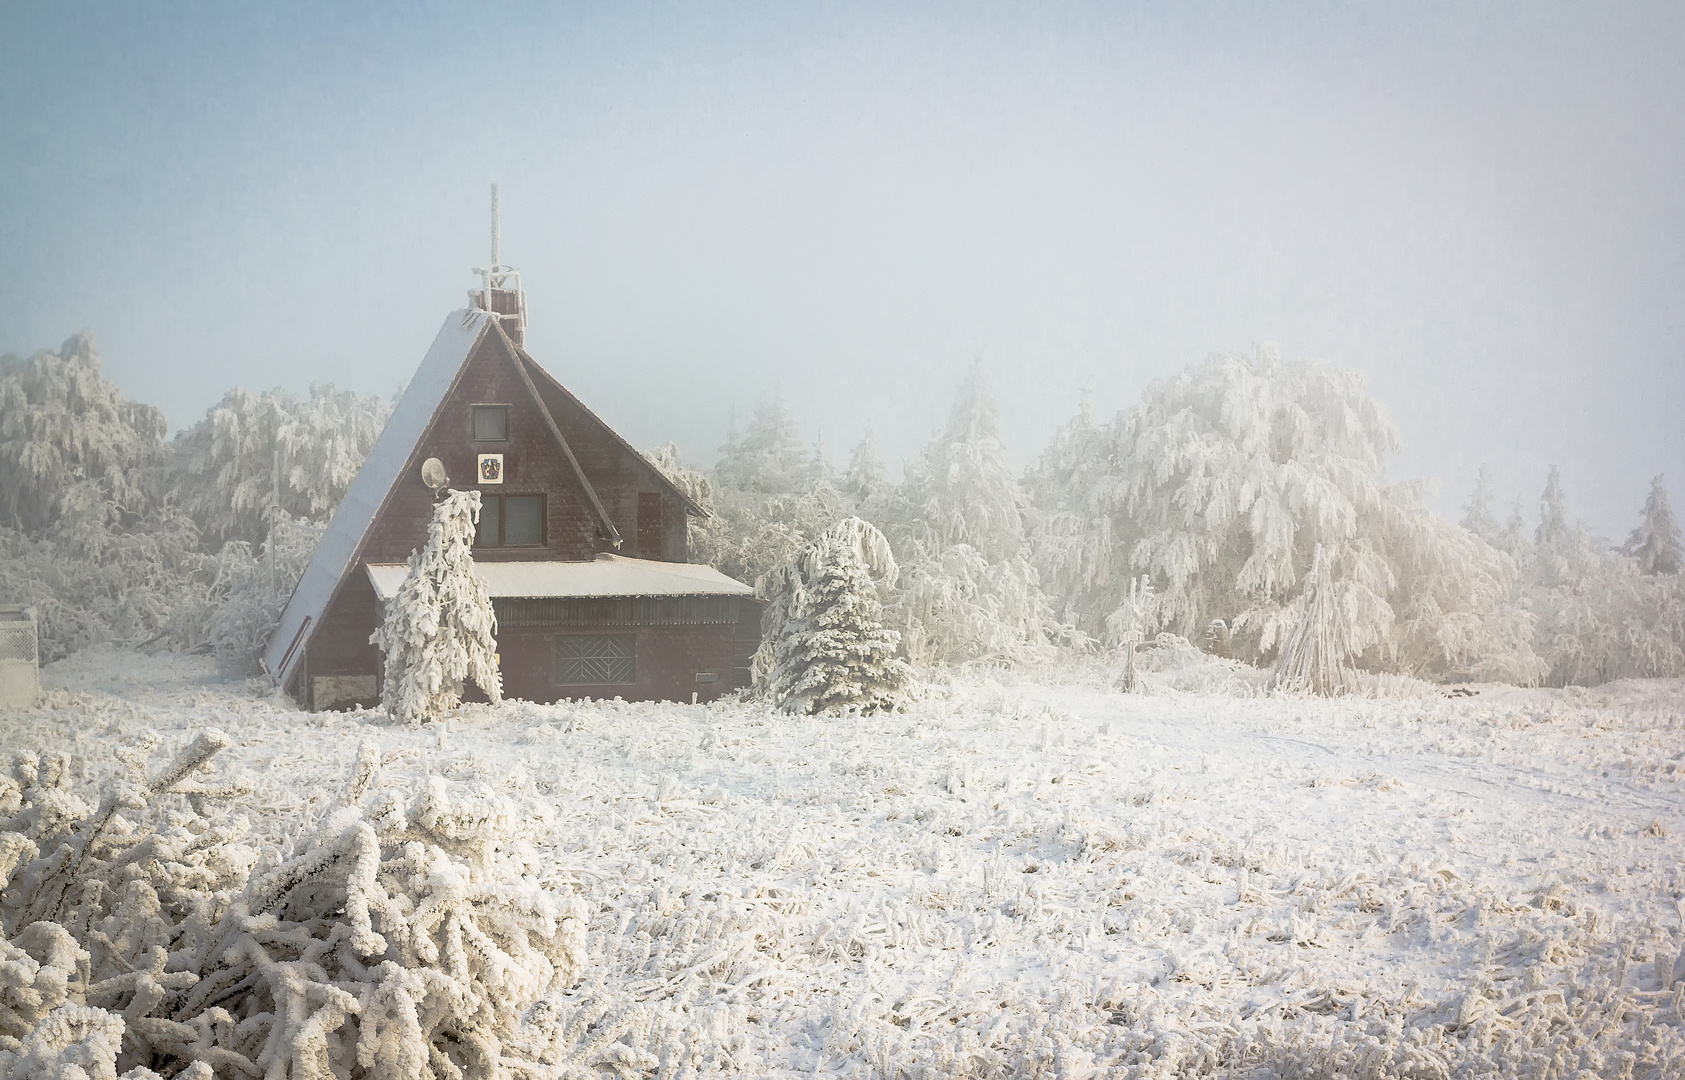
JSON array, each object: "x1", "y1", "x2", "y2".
[{"x1": 470, "y1": 183, "x2": 527, "y2": 346}]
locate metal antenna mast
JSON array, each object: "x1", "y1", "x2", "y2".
[{"x1": 471, "y1": 182, "x2": 526, "y2": 344}]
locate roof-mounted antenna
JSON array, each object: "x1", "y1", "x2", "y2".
[{"x1": 470, "y1": 182, "x2": 526, "y2": 346}]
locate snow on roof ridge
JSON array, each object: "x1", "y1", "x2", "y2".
[
  {"x1": 264, "y1": 309, "x2": 493, "y2": 685},
  {"x1": 363, "y1": 555, "x2": 756, "y2": 602}
]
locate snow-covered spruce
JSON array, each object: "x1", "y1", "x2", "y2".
[
  {"x1": 755, "y1": 516, "x2": 913, "y2": 714},
  {"x1": 0, "y1": 731, "x2": 604, "y2": 1079},
  {"x1": 370, "y1": 489, "x2": 502, "y2": 723},
  {"x1": 1624, "y1": 474, "x2": 1683, "y2": 577}
]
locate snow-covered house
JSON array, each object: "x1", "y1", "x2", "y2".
[{"x1": 263, "y1": 262, "x2": 758, "y2": 710}]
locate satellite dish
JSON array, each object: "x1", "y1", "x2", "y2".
[{"x1": 420, "y1": 457, "x2": 448, "y2": 491}]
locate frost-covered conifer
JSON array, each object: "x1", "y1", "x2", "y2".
[
  {"x1": 1460, "y1": 466, "x2": 1502, "y2": 545},
  {"x1": 842, "y1": 430, "x2": 890, "y2": 510},
  {"x1": 371, "y1": 489, "x2": 502, "y2": 722},
  {"x1": 1536, "y1": 466, "x2": 1571, "y2": 552},
  {"x1": 892, "y1": 365, "x2": 1068, "y2": 666},
  {"x1": 1624, "y1": 475, "x2": 1682, "y2": 576},
  {"x1": 1499, "y1": 497, "x2": 1531, "y2": 561},
  {"x1": 691, "y1": 393, "x2": 848, "y2": 585},
  {"x1": 715, "y1": 390, "x2": 810, "y2": 496},
  {"x1": 756, "y1": 517, "x2": 911, "y2": 714}
]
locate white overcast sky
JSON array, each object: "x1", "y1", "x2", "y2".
[{"x1": 2, "y1": 1, "x2": 1680, "y2": 537}]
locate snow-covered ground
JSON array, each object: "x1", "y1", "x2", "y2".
[{"x1": 9, "y1": 648, "x2": 1685, "y2": 1077}]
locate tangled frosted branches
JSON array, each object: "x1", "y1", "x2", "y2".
[{"x1": 0, "y1": 732, "x2": 614, "y2": 1079}]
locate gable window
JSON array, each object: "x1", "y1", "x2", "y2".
[
  {"x1": 472, "y1": 405, "x2": 509, "y2": 442},
  {"x1": 475, "y1": 494, "x2": 545, "y2": 547},
  {"x1": 556, "y1": 633, "x2": 636, "y2": 685}
]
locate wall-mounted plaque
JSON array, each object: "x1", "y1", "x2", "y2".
[{"x1": 477, "y1": 453, "x2": 504, "y2": 484}]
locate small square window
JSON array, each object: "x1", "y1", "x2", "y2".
[{"x1": 472, "y1": 405, "x2": 509, "y2": 442}]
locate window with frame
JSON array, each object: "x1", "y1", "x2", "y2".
[
  {"x1": 471, "y1": 405, "x2": 509, "y2": 442},
  {"x1": 555, "y1": 633, "x2": 636, "y2": 685},
  {"x1": 474, "y1": 494, "x2": 545, "y2": 547}
]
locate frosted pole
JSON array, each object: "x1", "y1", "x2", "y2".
[{"x1": 491, "y1": 183, "x2": 500, "y2": 268}]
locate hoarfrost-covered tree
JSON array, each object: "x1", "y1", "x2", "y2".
[
  {"x1": 1624, "y1": 475, "x2": 1682, "y2": 576},
  {"x1": 1499, "y1": 496, "x2": 1531, "y2": 561},
  {"x1": 892, "y1": 364, "x2": 1069, "y2": 666},
  {"x1": 692, "y1": 393, "x2": 848, "y2": 585},
  {"x1": 1460, "y1": 466, "x2": 1502, "y2": 546},
  {"x1": 1269, "y1": 544, "x2": 1348, "y2": 694},
  {"x1": 1520, "y1": 471, "x2": 1685, "y2": 685},
  {"x1": 714, "y1": 390, "x2": 810, "y2": 495},
  {"x1": 756, "y1": 517, "x2": 911, "y2": 714},
  {"x1": 1028, "y1": 349, "x2": 1541, "y2": 683},
  {"x1": 645, "y1": 441, "x2": 713, "y2": 510},
  {"x1": 0, "y1": 332, "x2": 168, "y2": 534},
  {"x1": 371, "y1": 489, "x2": 502, "y2": 722},
  {"x1": 842, "y1": 429, "x2": 891, "y2": 510},
  {"x1": 1026, "y1": 393, "x2": 1118, "y2": 633},
  {"x1": 170, "y1": 383, "x2": 392, "y2": 547},
  {"x1": 1536, "y1": 465, "x2": 1571, "y2": 553}
]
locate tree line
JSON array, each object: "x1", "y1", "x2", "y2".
[{"x1": 2, "y1": 330, "x2": 1680, "y2": 690}]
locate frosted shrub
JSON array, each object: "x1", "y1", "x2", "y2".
[
  {"x1": 202, "y1": 510, "x2": 326, "y2": 675},
  {"x1": 756, "y1": 517, "x2": 912, "y2": 714},
  {"x1": 0, "y1": 733, "x2": 594, "y2": 1080},
  {"x1": 371, "y1": 489, "x2": 502, "y2": 722},
  {"x1": 0, "y1": 495, "x2": 215, "y2": 663}
]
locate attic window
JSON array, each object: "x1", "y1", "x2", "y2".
[{"x1": 472, "y1": 405, "x2": 509, "y2": 442}]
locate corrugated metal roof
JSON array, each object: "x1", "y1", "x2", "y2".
[
  {"x1": 263, "y1": 309, "x2": 493, "y2": 684},
  {"x1": 364, "y1": 555, "x2": 756, "y2": 602}
]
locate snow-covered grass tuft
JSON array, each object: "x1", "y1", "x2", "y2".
[{"x1": 6, "y1": 648, "x2": 1684, "y2": 1077}]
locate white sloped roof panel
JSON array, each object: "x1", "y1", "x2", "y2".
[
  {"x1": 263, "y1": 309, "x2": 493, "y2": 684},
  {"x1": 364, "y1": 554, "x2": 755, "y2": 602}
]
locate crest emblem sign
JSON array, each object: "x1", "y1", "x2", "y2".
[{"x1": 477, "y1": 453, "x2": 504, "y2": 484}]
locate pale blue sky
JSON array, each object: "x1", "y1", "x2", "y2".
[{"x1": 2, "y1": 2, "x2": 1681, "y2": 537}]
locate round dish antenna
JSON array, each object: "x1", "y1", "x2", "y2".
[{"x1": 420, "y1": 457, "x2": 448, "y2": 491}]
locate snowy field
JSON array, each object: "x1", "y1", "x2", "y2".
[{"x1": 8, "y1": 648, "x2": 1685, "y2": 1078}]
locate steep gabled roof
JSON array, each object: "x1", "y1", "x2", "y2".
[
  {"x1": 515, "y1": 345, "x2": 709, "y2": 519},
  {"x1": 263, "y1": 309, "x2": 494, "y2": 685}
]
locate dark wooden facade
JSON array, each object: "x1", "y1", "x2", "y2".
[{"x1": 287, "y1": 317, "x2": 759, "y2": 710}]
